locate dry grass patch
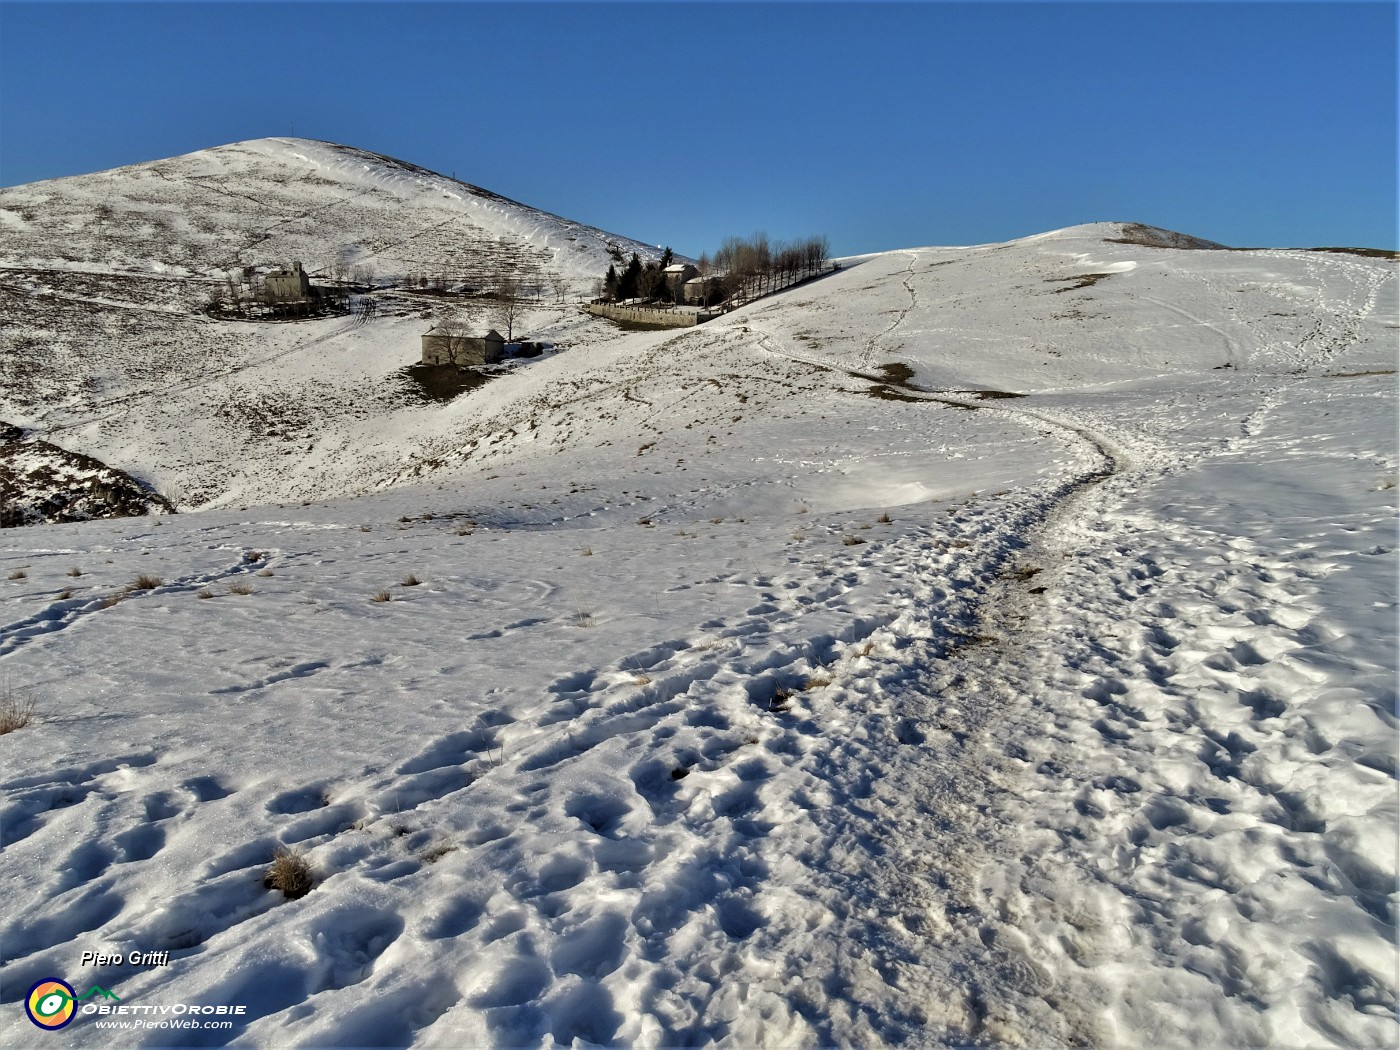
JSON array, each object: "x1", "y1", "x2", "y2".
[
  {"x1": 0, "y1": 687, "x2": 36, "y2": 734},
  {"x1": 227, "y1": 581, "x2": 256, "y2": 595},
  {"x1": 131, "y1": 574, "x2": 163, "y2": 590},
  {"x1": 8, "y1": 570, "x2": 27, "y2": 581},
  {"x1": 842, "y1": 535, "x2": 865, "y2": 546},
  {"x1": 66, "y1": 566, "x2": 83, "y2": 577},
  {"x1": 420, "y1": 841, "x2": 459, "y2": 864},
  {"x1": 263, "y1": 846, "x2": 315, "y2": 899},
  {"x1": 196, "y1": 588, "x2": 216, "y2": 600},
  {"x1": 401, "y1": 574, "x2": 421, "y2": 587},
  {"x1": 371, "y1": 590, "x2": 393, "y2": 603},
  {"x1": 57, "y1": 589, "x2": 73, "y2": 600}
]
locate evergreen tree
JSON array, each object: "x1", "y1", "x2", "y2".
[{"x1": 618, "y1": 254, "x2": 642, "y2": 300}]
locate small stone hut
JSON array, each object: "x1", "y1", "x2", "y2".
[{"x1": 421, "y1": 327, "x2": 506, "y2": 366}]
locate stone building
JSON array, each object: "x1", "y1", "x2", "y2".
[
  {"x1": 663, "y1": 263, "x2": 699, "y2": 299},
  {"x1": 421, "y1": 327, "x2": 506, "y2": 366},
  {"x1": 684, "y1": 273, "x2": 728, "y2": 307},
  {"x1": 265, "y1": 261, "x2": 313, "y2": 302}
]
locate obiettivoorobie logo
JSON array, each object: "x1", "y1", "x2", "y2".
[{"x1": 25, "y1": 978, "x2": 119, "y2": 1031}]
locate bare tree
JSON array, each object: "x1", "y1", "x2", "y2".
[
  {"x1": 488, "y1": 275, "x2": 523, "y2": 341},
  {"x1": 427, "y1": 305, "x2": 480, "y2": 364}
]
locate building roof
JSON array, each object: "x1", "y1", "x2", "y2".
[{"x1": 425, "y1": 326, "x2": 506, "y2": 340}]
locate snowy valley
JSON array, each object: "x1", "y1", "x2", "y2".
[{"x1": 0, "y1": 140, "x2": 1396, "y2": 1048}]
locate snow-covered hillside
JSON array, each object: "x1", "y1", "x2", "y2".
[
  {"x1": 0, "y1": 137, "x2": 677, "y2": 512},
  {"x1": 0, "y1": 137, "x2": 661, "y2": 285},
  {"x1": 0, "y1": 149, "x2": 1396, "y2": 1050}
]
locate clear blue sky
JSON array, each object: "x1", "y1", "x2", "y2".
[{"x1": 0, "y1": 1, "x2": 1395, "y2": 255}]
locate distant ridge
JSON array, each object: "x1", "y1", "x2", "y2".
[{"x1": 1105, "y1": 223, "x2": 1228, "y2": 250}]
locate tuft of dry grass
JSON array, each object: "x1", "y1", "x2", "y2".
[
  {"x1": 401, "y1": 574, "x2": 421, "y2": 587},
  {"x1": 842, "y1": 535, "x2": 865, "y2": 546},
  {"x1": 67, "y1": 567, "x2": 83, "y2": 577},
  {"x1": 572, "y1": 610, "x2": 596, "y2": 628},
  {"x1": 371, "y1": 590, "x2": 392, "y2": 603},
  {"x1": 263, "y1": 846, "x2": 315, "y2": 899},
  {"x1": 804, "y1": 673, "x2": 834, "y2": 691},
  {"x1": 0, "y1": 687, "x2": 36, "y2": 735},
  {"x1": 256, "y1": 569, "x2": 274, "y2": 578},
  {"x1": 579, "y1": 546, "x2": 593, "y2": 557},
  {"x1": 227, "y1": 581, "x2": 255, "y2": 595},
  {"x1": 196, "y1": 588, "x2": 216, "y2": 600},
  {"x1": 877, "y1": 511, "x2": 892, "y2": 524},
  {"x1": 420, "y1": 841, "x2": 459, "y2": 864},
  {"x1": 8, "y1": 570, "x2": 27, "y2": 581},
  {"x1": 131, "y1": 574, "x2": 163, "y2": 590},
  {"x1": 100, "y1": 594, "x2": 123, "y2": 609},
  {"x1": 57, "y1": 588, "x2": 74, "y2": 600}
]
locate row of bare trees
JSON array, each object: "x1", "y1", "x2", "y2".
[
  {"x1": 703, "y1": 233, "x2": 830, "y2": 303},
  {"x1": 402, "y1": 259, "x2": 568, "y2": 304}
]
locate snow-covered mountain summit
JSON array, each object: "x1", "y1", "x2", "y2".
[{"x1": 0, "y1": 136, "x2": 663, "y2": 285}]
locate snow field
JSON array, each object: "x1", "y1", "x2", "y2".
[
  {"x1": 2, "y1": 375, "x2": 1073, "y2": 1045},
  {"x1": 1, "y1": 203, "x2": 1395, "y2": 1047}
]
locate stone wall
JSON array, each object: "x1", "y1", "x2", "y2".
[{"x1": 584, "y1": 304, "x2": 714, "y2": 328}]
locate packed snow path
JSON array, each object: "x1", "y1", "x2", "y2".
[{"x1": 1, "y1": 221, "x2": 1395, "y2": 1047}]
